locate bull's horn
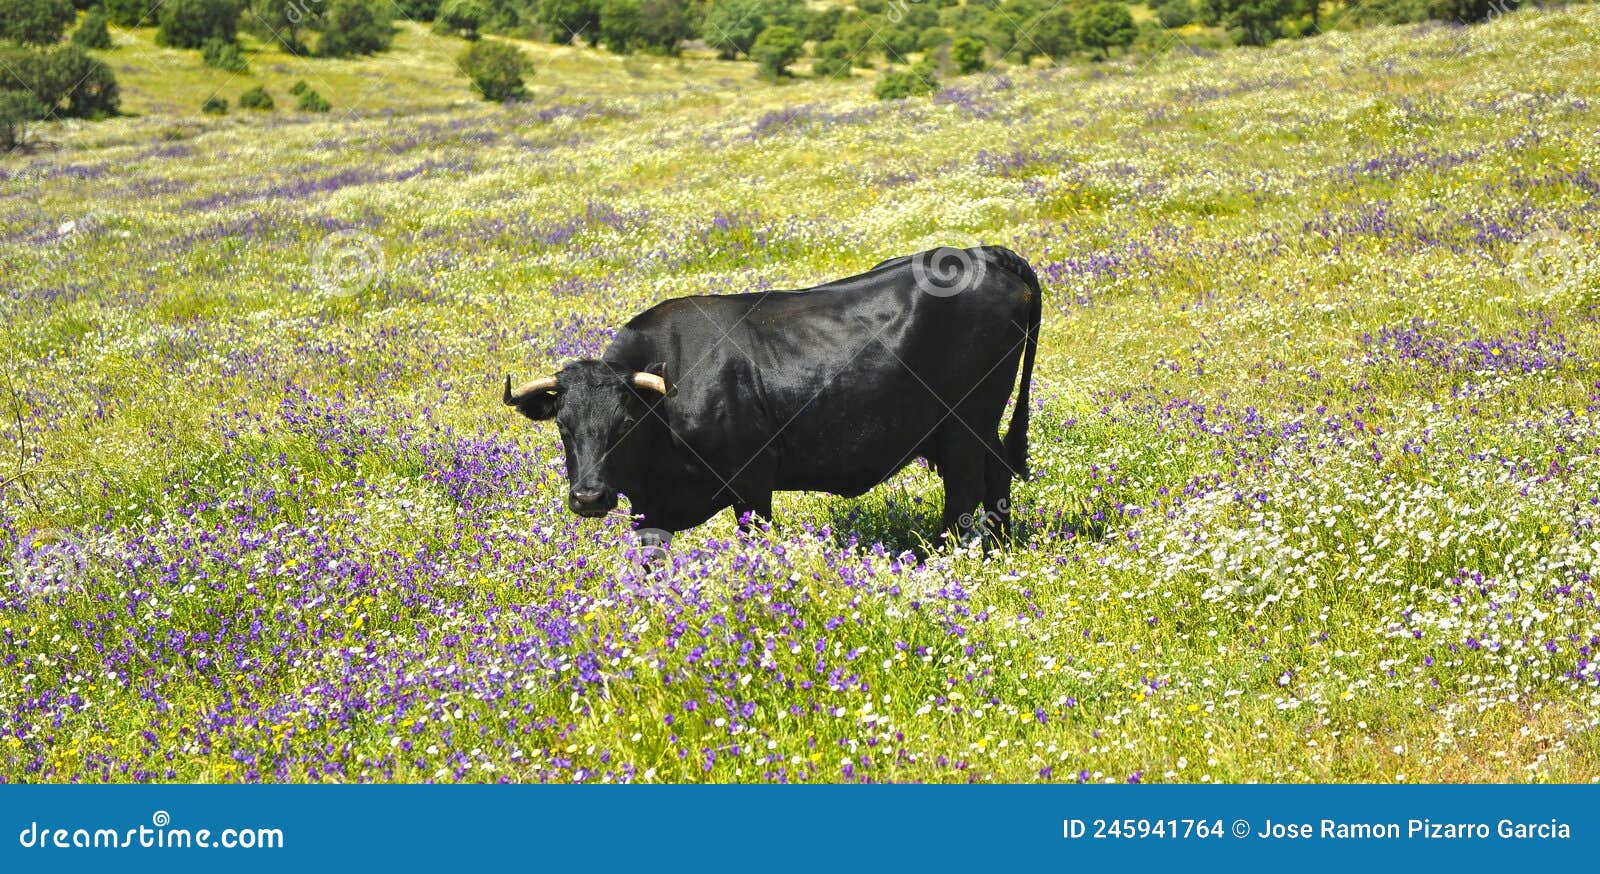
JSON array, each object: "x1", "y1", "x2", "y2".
[
  {"x1": 505, "y1": 374, "x2": 558, "y2": 403},
  {"x1": 631, "y1": 372, "x2": 668, "y2": 395}
]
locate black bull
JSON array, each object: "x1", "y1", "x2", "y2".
[{"x1": 504, "y1": 245, "x2": 1042, "y2": 547}]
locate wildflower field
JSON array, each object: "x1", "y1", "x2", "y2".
[{"x1": 3, "y1": 10, "x2": 1600, "y2": 784}]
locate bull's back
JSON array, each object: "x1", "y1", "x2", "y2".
[{"x1": 609, "y1": 248, "x2": 1034, "y2": 493}]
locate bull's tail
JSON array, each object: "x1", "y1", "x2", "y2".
[{"x1": 993, "y1": 248, "x2": 1041, "y2": 480}]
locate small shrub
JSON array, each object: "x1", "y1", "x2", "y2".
[
  {"x1": 873, "y1": 59, "x2": 938, "y2": 100},
  {"x1": 202, "y1": 38, "x2": 249, "y2": 72},
  {"x1": 951, "y1": 35, "x2": 986, "y2": 74},
  {"x1": 296, "y1": 87, "x2": 331, "y2": 112},
  {"x1": 71, "y1": 8, "x2": 115, "y2": 49},
  {"x1": 238, "y1": 85, "x2": 273, "y2": 110},
  {"x1": 289, "y1": 79, "x2": 311, "y2": 96},
  {"x1": 457, "y1": 40, "x2": 530, "y2": 102},
  {"x1": 201, "y1": 95, "x2": 228, "y2": 114},
  {"x1": 1, "y1": 91, "x2": 46, "y2": 151}
]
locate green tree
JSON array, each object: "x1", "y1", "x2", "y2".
[
  {"x1": 750, "y1": 24, "x2": 802, "y2": 78},
  {"x1": 951, "y1": 34, "x2": 986, "y2": 73},
  {"x1": 397, "y1": 0, "x2": 442, "y2": 19},
  {"x1": 0, "y1": 0, "x2": 78, "y2": 45},
  {"x1": 316, "y1": 0, "x2": 393, "y2": 56},
  {"x1": 1156, "y1": 0, "x2": 1194, "y2": 27},
  {"x1": 1427, "y1": 0, "x2": 1499, "y2": 21},
  {"x1": 458, "y1": 39, "x2": 529, "y2": 101},
  {"x1": 1197, "y1": 0, "x2": 1290, "y2": 45},
  {"x1": 201, "y1": 94, "x2": 228, "y2": 114},
  {"x1": 157, "y1": 0, "x2": 240, "y2": 49},
  {"x1": 105, "y1": 0, "x2": 159, "y2": 26},
  {"x1": 247, "y1": 0, "x2": 309, "y2": 53},
  {"x1": 917, "y1": 26, "x2": 951, "y2": 52},
  {"x1": 434, "y1": 0, "x2": 486, "y2": 37},
  {"x1": 1, "y1": 43, "x2": 120, "y2": 118},
  {"x1": 1028, "y1": 6, "x2": 1075, "y2": 58},
  {"x1": 598, "y1": 0, "x2": 641, "y2": 52},
  {"x1": 71, "y1": 8, "x2": 114, "y2": 49},
  {"x1": 980, "y1": 0, "x2": 1050, "y2": 61},
  {"x1": 811, "y1": 39, "x2": 852, "y2": 78},
  {"x1": 636, "y1": 0, "x2": 696, "y2": 54},
  {"x1": 1075, "y1": 2, "x2": 1136, "y2": 58},
  {"x1": 540, "y1": 0, "x2": 602, "y2": 43},
  {"x1": 702, "y1": 0, "x2": 802, "y2": 58},
  {"x1": 835, "y1": 17, "x2": 877, "y2": 66},
  {"x1": 805, "y1": 5, "x2": 843, "y2": 42}
]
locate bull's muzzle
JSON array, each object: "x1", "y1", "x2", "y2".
[{"x1": 568, "y1": 487, "x2": 616, "y2": 517}]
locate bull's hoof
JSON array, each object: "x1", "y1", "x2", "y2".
[{"x1": 635, "y1": 527, "x2": 672, "y2": 563}]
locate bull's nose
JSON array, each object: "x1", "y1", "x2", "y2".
[{"x1": 570, "y1": 488, "x2": 605, "y2": 507}]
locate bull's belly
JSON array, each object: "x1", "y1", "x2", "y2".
[{"x1": 771, "y1": 429, "x2": 934, "y2": 497}]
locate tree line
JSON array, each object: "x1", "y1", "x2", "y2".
[{"x1": 2, "y1": 0, "x2": 1571, "y2": 150}]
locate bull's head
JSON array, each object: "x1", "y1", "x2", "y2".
[{"x1": 503, "y1": 360, "x2": 671, "y2": 517}]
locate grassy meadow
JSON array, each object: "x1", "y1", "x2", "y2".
[{"x1": 3, "y1": 9, "x2": 1600, "y2": 783}]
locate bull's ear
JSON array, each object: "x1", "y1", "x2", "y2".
[
  {"x1": 504, "y1": 376, "x2": 559, "y2": 421},
  {"x1": 642, "y1": 361, "x2": 675, "y2": 397}
]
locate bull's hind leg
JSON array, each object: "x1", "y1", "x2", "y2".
[
  {"x1": 936, "y1": 428, "x2": 987, "y2": 548},
  {"x1": 981, "y1": 432, "x2": 1012, "y2": 541}
]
